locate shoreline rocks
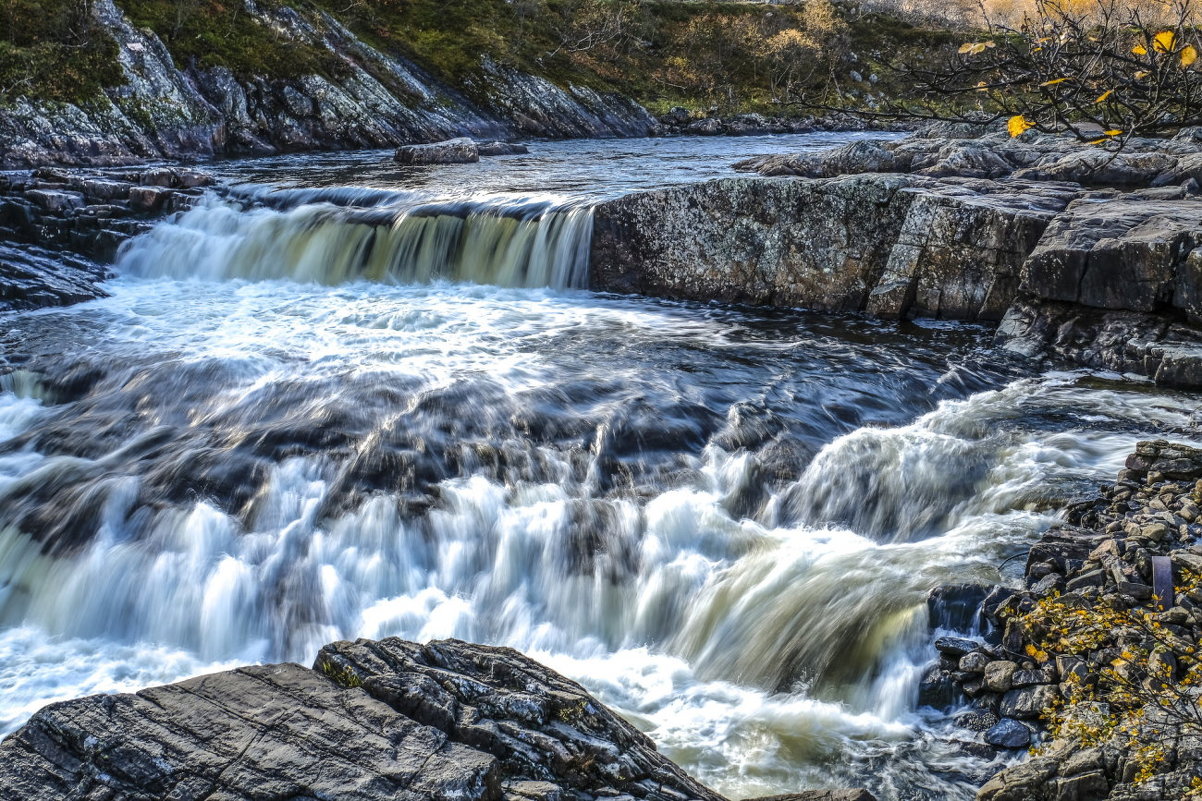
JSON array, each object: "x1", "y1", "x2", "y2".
[
  {"x1": 591, "y1": 127, "x2": 1202, "y2": 388},
  {"x1": 0, "y1": 164, "x2": 219, "y2": 311},
  {"x1": 0, "y1": 636, "x2": 876, "y2": 801},
  {"x1": 925, "y1": 441, "x2": 1202, "y2": 800}
]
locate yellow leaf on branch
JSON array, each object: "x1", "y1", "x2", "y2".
[
  {"x1": 1096, "y1": 89, "x2": 1114, "y2": 102},
  {"x1": 1008, "y1": 115, "x2": 1035, "y2": 137},
  {"x1": 1183, "y1": 45, "x2": 1199, "y2": 67},
  {"x1": 1104, "y1": 129, "x2": 1123, "y2": 136},
  {"x1": 1132, "y1": 44, "x2": 1148, "y2": 55},
  {"x1": 1154, "y1": 31, "x2": 1176, "y2": 53},
  {"x1": 1041, "y1": 77, "x2": 1071, "y2": 85}
]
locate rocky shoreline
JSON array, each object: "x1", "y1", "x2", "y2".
[
  {"x1": 922, "y1": 440, "x2": 1202, "y2": 800},
  {"x1": 0, "y1": 164, "x2": 219, "y2": 311}
]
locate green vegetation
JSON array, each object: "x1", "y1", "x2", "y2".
[
  {"x1": 0, "y1": 0, "x2": 975, "y2": 117},
  {"x1": 116, "y1": 0, "x2": 345, "y2": 79},
  {"x1": 0, "y1": 0, "x2": 123, "y2": 104}
]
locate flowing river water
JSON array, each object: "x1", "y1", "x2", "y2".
[{"x1": 2, "y1": 134, "x2": 1201, "y2": 799}]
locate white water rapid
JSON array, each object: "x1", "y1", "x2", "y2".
[{"x1": 1, "y1": 135, "x2": 1200, "y2": 800}]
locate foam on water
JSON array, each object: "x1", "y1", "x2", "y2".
[
  {"x1": 2, "y1": 130, "x2": 1200, "y2": 798},
  {"x1": 1, "y1": 276, "x2": 1198, "y2": 799}
]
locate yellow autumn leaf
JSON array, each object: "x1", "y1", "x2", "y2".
[
  {"x1": 1132, "y1": 44, "x2": 1148, "y2": 55},
  {"x1": 958, "y1": 42, "x2": 975, "y2": 53},
  {"x1": 1096, "y1": 89, "x2": 1114, "y2": 102},
  {"x1": 1104, "y1": 128, "x2": 1123, "y2": 135},
  {"x1": 1041, "y1": 77, "x2": 1071, "y2": 85},
  {"x1": 975, "y1": 80, "x2": 989, "y2": 92},
  {"x1": 1183, "y1": 45, "x2": 1199, "y2": 66},
  {"x1": 958, "y1": 42, "x2": 990, "y2": 55},
  {"x1": 1087, "y1": 138, "x2": 1109, "y2": 144},
  {"x1": 1008, "y1": 115, "x2": 1035, "y2": 137},
  {"x1": 1154, "y1": 30, "x2": 1176, "y2": 53},
  {"x1": 1135, "y1": 70, "x2": 1150, "y2": 78}
]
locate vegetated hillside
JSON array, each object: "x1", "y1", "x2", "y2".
[{"x1": 1, "y1": 0, "x2": 960, "y2": 120}]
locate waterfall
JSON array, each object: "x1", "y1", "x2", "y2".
[{"x1": 117, "y1": 195, "x2": 595, "y2": 290}]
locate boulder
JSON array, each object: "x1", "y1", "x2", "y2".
[
  {"x1": 983, "y1": 718, "x2": 1031, "y2": 749},
  {"x1": 0, "y1": 638, "x2": 726, "y2": 801},
  {"x1": 982, "y1": 660, "x2": 1019, "y2": 693},
  {"x1": 999, "y1": 684, "x2": 1061, "y2": 719},
  {"x1": 395, "y1": 137, "x2": 481, "y2": 165}
]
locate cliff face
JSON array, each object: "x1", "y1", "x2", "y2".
[{"x1": 0, "y1": 0, "x2": 657, "y2": 168}]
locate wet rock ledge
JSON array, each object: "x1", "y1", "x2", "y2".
[
  {"x1": 589, "y1": 125, "x2": 1202, "y2": 390},
  {"x1": 924, "y1": 441, "x2": 1202, "y2": 800},
  {"x1": 0, "y1": 164, "x2": 216, "y2": 311},
  {"x1": 0, "y1": 637, "x2": 874, "y2": 801}
]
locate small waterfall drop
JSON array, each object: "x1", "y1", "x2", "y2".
[{"x1": 117, "y1": 195, "x2": 595, "y2": 290}]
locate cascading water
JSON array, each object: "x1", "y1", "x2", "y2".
[
  {"x1": 119, "y1": 194, "x2": 594, "y2": 289},
  {"x1": 1, "y1": 136, "x2": 1200, "y2": 800}
]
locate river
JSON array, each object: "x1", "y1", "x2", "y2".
[{"x1": 1, "y1": 133, "x2": 1200, "y2": 800}]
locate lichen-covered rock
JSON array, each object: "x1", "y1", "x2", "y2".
[
  {"x1": 1017, "y1": 193, "x2": 1202, "y2": 319},
  {"x1": 589, "y1": 173, "x2": 1073, "y2": 321}
]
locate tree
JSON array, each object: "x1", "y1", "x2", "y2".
[{"x1": 867, "y1": 0, "x2": 1202, "y2": 144}]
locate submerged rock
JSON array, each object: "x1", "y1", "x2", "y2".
[{"x1": 477, "y1": 141, "x2": 530, "y2": 157}]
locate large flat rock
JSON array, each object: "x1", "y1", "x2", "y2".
[{"x1": 590, "y1": 173, "x2": 1075, "y2": 322}]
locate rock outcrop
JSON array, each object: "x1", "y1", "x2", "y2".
[
  {"x1": 734, "y1": 124, "x2": 1202, "y2": 189},
  {"x1": 0, "y1": 164, "x2": 218, "y2": 310},
  {"x1": 592, "y1": 127, "x2": 1202, "y2": 388},
  {"x1": 0, "y1": 0, "x2": 657, "y2": 168},
  {"x1": 590, "y1": 174, "x2": 1077, "y2": 321},
  {"x1": 395, "y1": 137, "x2": 481, "y2": 165},
  {"x1": 0, "y1": 636, "x2": 876, "y2": 801}
]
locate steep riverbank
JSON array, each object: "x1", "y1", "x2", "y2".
[
  {"x1": 0, "y1": 0, "x2": 933, "y2": 168},
  {"x1": 0, "y1": 0, "x2": 662, "y2": 168}
]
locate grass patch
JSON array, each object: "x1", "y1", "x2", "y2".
[{"x1": 0, "y1": 0, "x2": 123, "y2": 104}]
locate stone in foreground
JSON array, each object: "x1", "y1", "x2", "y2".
[
  {"x1": 0, "y1": 638, "x2": 878, "y2": 801},
  {"x1": 395, "y1": 137, "x2": 480, "y2": 165}
]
